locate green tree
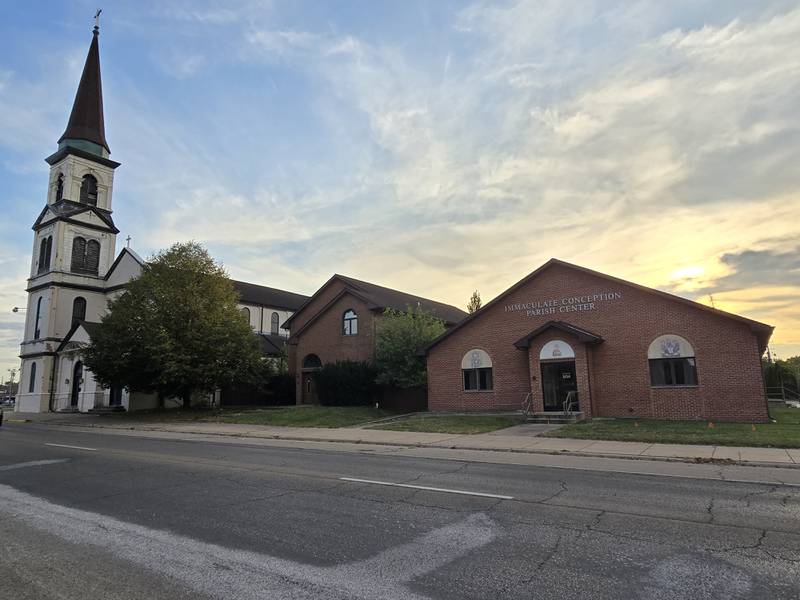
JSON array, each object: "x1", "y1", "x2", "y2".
[
  {"x1": 374, "y1": 306, "x2": 446, "y2": 388},
  {"x1": 467, "y1": 290, "x2": 482, "y2": 313},
  {"x1": 84, "y1": 241, "x2": 263, "y2": 408}
]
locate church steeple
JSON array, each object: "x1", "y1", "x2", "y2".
[{"x1": 57, "y1": 23, "x2": 109, "y2": 157}]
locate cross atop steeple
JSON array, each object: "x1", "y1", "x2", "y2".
[{"x1": 94, "y1": 9, "x2": 102, "y2": 32}]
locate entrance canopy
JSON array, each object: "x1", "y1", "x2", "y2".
[{"x1": 513, "y1": 320, "x2": 603, "y2": 350}]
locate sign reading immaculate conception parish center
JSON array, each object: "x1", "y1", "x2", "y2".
[{"x1": 505, "y1": 291, "x2": 623, "y2": 317}]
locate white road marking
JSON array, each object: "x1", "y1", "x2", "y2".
[
  {"x1": 0, "y1": 459, "x2": 69, "y2": 472},
  {"x1": 44, "y1": 443, "x2": 97, "y2": 451},
  {"x1": 340, "y1": 477, "x2": 514, "y2": 499},
  {"x1": 0, "y1": 483, "x2": 497, "y2": 600}
]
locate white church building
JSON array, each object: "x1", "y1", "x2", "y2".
[{"x1": 15, "y1": 25, "x2": 308, "y2": 413}]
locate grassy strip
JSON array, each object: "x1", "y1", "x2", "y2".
[
  {"x1": 210, "y1": 406, "x2": 398, "y2": 428},
  {"x1": 544, "y1": 406, "x2": 800, "y2": 448},
  {"x1": 96, "y1": 406, "x2": 400, "y2": 428},
  {"x1": 372, "y1": 415, "x2": 524, "y2": 435}
]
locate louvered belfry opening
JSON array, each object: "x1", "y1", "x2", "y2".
[{"x1": 71, "y1": 237, "x2": 100, "y2": 275}]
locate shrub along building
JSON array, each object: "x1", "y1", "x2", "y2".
[
  {"x1": 283, "y1": 275, "x2": 466, "y2": 405},
  {"x1": 424, "y1": 259, "x2": 773, "y2": 422}
]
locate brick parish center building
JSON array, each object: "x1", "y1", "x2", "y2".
[{"x1": 424, "y1": 259, "x2": 773, "y2": 422}]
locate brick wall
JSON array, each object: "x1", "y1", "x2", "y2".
[
  {"x1": 290, "y1": 292, "x2": 378, "y2": 403},
  {"x1": 427, "y1": 263, "x2": 769, "y2": 422}
]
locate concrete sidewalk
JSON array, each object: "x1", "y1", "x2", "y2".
[{"x1": 8, "y1": 412, "x2": 799, "y2": 467}]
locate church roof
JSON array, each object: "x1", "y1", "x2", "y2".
[
  {"x1": 335, "y1": 275, "x2": 468, "y2": 325},
  {"x1": 283, "y1": 274, "x2": 468, "y2": 333},
  {"x1": 232, "y1": 280, "x2": 309, "y2": 311},
  {"x1": 257, "y1": 333, "x2": 288, "y2": 357},
  {"x1": 57, "y1": 26, "x2": 109, "y2": 153}
]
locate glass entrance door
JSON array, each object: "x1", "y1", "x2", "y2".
[{"x1": 541, "y1": 361, "x2": 578, "y2": 411}]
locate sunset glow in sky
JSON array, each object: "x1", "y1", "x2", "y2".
[{"x1": 1, "y1": 1, "x2": 799, "y2": 376}]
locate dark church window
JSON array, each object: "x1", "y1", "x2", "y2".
[
  {"x1": 80, "y1": 174, "x2": 98, "y2": 205},
  {"x1": 55, "y1": 173, "x2": 64, "y2": 202},
  {"x1": 86, "y1": 240, "x2": 100, "y2": 273},
  {"x1": 342, "y1": 309, "x2": 358, "y2": 336},
  {"x1": 72, "y1": 297, "x2": 87, "y2": 329},
  {"x1": 34, "y1": 297, "x2": 43, "y2": 339},
  {"x1": 37, "y1": 236, "x2": 53, "y2": 274},
  {"x1": 241, "y1": 307, "x2": 251, "y2": 323},
  {"x1": 70, "y1": 237, "x2": 100, "y2": 275},
  {"x1": 271, "y1": 312, "x2": 280, "y2": 335},
  {"x1": 28, "y1": 362, "x2": 37, "y2": 393}
]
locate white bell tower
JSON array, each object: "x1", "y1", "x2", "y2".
[{"x1": 16, "y1": 23, "x2": 121, "y2": 413}]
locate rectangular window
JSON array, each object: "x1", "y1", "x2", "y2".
[
  {"x1": 649, "y1": 358, "x2": 697, "y2": 386},
  {"x1": 464, "y1": 367, "x2": 493, "y2": 391}
]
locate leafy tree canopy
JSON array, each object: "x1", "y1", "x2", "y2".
[
  {"x1": 374, "y1": 306, "x2": 446, "y2": 388},
  {"x1": 467, "y1": 290, "x2": 482, "y2": 313},
  {"x1": 84, "y1": 241, "x2": 264, "y2": 406}
]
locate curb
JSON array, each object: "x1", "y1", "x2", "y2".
[{"x1": 46, "y1": 422, "x2": 800, "y2": 470}]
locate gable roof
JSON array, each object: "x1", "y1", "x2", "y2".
[
  {"x1": 424, "y1": 258, "x2": 774, "y2": 354},
  {"x1": 257, "y1": 333, "x2": 288, "y2": 357},
  {"x1": 232, "y1": 280, "x2": 309, "y2": 311},
  {"x1": 283, "y1": 274, "x2": 468, "y2": 331},
  {"x1": 57, "y1": 320, "x2": 102, "y2": 352},
  {"x1": 32, "y1": 200, "x2": 118, "y2": 233},
  {"x1": 513, "y1": 321, "x2": 604, "y2": 349},
  {"x1": 105, "y1": 246, "x2": 145, "y2": 281}
]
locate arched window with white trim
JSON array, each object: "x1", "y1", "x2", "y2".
[
  {"x1": 648, "y1": 335, "x2": 697, "y2": 386},
  {"x1": 461, "y1": 349, "x2": 493, "y2": 391},
  {"x1": 271, "y1": 312, "x2": 280, "y2": 335},
  {"x1": 342, "y1": 309, "x2": 358, "y2": 336}
]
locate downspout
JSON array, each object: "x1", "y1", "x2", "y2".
[{"x1": 48, "y1": 353, "x2": 58, "y2": 412}]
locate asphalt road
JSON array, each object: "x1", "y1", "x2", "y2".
[{"x1": 0, "y1": 424, "x2": 798, "y2": 600}]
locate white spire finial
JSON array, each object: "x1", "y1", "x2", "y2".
[{"x1": 94, "y1": 8, "x2": 102, "y2": 32}]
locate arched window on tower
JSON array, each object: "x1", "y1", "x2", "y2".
[
  {"x1": 70, "y1": 237, "x2": 100, "y2": 275},
  {"x1": 28, "y1": 362, "x2": 37, "y2": 393},
  {"x1": 38, "y1": 238, "x2": 48, "y2": 274},
  {"x1": 55, "y1": 173, "x2": 64, "y2": 202},
  {"x1": 45, "y1": 236, "x2": 53, "y2": 270},
  {"x1": 72, "y1": 297, "x2": 87, "y2": 329},
  {"x1": 80, "y1": 174, "x2": 98, "y2": 205},
  {"x1": 34, "y1": 297, "x2": 43, "y2": 339},
  {"x1": 85, "y1": 240, "x2": 100, "y2": 274},
  {"x1": 271, "y1": 312, "x2": 280, "y2": 335},
  {"x1": 240, "y1": 307, "x2": 251, "y2": 325},
  {"x1": 71, "y1": 237, "x2": 87, "y2": 272}
]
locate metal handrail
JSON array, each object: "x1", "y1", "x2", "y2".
[
  {"x1": 521, "y1": 392, "x2": 533, "y2": 418},
  {"x1": 563, "y1": 391, "x2": 577, "y2": 417}
]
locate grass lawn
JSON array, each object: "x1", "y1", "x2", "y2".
[
  {"x1": 99, "y1": 406, "x2": 400, "y2": 428},
  {"x1": 544, "y1": 406, "x2": 800, "y2": 448},
  {"x1": 372, "y1": 415, "x2": 524, "y2": 435},
  {"x1": 210, "y1": 406, "x2": 398, "y2": 428}
]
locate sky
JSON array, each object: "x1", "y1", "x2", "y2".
[{"x1": 1, "y1": 0, "x2": 799, "y2": 379}]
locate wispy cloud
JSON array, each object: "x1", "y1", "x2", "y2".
[{"x1": 1, "y1": 0, "x2": 799, "y2": 375}]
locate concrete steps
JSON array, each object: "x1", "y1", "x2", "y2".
[{"x1": 526, "y1": 412, "x2": 584, "y2": 424}]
